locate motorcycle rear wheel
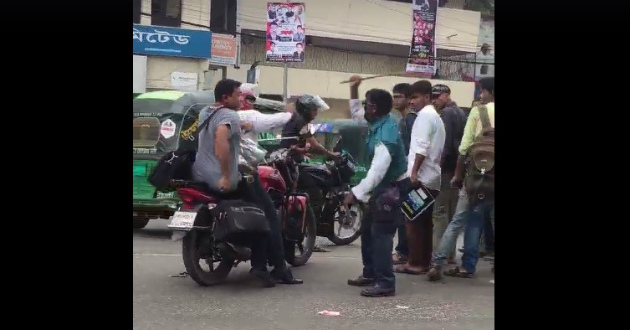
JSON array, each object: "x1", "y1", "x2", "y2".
[
  {"x1": 285, "y1": 205, "x2": 317, "y2": 267},
  {"x1": 182, "y1": 231, "x2": 233, "y2": 286}
]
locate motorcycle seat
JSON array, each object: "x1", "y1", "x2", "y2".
[{"x1": 170, "y1": 180, "x2": 241, "y2": 200}]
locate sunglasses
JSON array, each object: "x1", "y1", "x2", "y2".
[{"x1": 361, "y1": 100, "x2": 376, "y2": 109}]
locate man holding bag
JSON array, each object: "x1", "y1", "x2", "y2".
[{"x1": 344, "y1": 76, "x2": 410, "y2": 297}]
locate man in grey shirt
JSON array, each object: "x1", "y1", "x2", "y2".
[
  {"x1": 193, "y1": 102, "x2": 241, "y2": 192},
  {"x1": 193, "y1": 79, "x2": 303, "y2": 286}
]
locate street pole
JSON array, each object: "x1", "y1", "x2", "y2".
[{"x1": 282, "y1": 0, "x2": 290, "y2": 102}]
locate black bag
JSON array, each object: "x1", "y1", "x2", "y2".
[
  {"x1": 211, "y1": 200, "x2": 271, "y2": 243},
  {"x1": 147, "y1": 108, "x2": 220, "y2": 192}
]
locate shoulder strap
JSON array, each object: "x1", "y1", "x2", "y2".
[
  {"x1": 477, "y1": 105, "x2": 492, "y2": 130},
  {"x1": 198, "y1": 107, "x2": 225, "y2": 133}
]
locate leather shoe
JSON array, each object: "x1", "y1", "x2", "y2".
[
  {"x1": 250, "y1": 268, "x2": 276, "y2": 288},
  {"x1": 360, "y1": 285, "x2": 395, "y2": 297},
  {"x1": 347, "y1": 275, "x2": 374, "y2": 287},
  {"x1": 271, "y1": 268, "x2": 303, "y2": 285}
]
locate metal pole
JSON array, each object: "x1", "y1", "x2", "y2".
[
  {"x1": 282, "y1": 0, "x2": 290, "y2": 102},
  {"x1": 282, "y1": 63, "x2": 288, "y2": 102}
]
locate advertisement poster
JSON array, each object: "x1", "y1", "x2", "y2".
[
  {"x1": 406, "y1": 0, "x2": 438, "y2": 75},
  {"x1": 209, "y1": 33, "x2": 238, "y2": 65},
  {"x1": 265, "y1": 2, "x2": 306, "y2": 63}
]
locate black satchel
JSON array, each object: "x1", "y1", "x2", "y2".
[
  {"x1": 147, "y1": 108, "x2": 221, "y2": 191},
  {"x1": 211, "y1": 200, "x2": 271, "y2": 244}
]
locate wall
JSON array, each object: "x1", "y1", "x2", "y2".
[
  {"x1": 140, "y1": 0, "x2": 212, "y2": 90},
  {"x1": 239, "y1": 0, "x2": 480, "y2": 52},
  {"x1": 241, "y1": 37, "x2": 406, "y2": 75},
  {"x1": 210, "y1": 64, "x2": 475, "y2": 108}
]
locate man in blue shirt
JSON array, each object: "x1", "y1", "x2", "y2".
[{"x1": 344, "y1": 75, "x2": 410, "y2": 297}]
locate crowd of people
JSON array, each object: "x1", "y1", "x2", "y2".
[
  {"x1": 192, "y1": 75, "x2": 495, "y2": 295},
  {"x1": 343, "y1": 75, "x2": 495, "y2": 297}
]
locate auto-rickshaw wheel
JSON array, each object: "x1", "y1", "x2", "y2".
[{"x1": 133, "y1": 217, "x2": 150, "y2": 229}]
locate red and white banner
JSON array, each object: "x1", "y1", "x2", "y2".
[{"x1": 406, "y1": 0, "x2": 438, "y2": 75}]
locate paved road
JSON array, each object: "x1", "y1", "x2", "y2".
[{"x1": 133, "y1": 219, "x2": 494, "y2": 330}]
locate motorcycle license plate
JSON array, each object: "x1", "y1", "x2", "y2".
[{"x1": 167, "y1": 211, "x2": 197, "y2": 230}]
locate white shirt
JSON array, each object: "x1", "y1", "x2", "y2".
[
  {"x1": 408, "y1": 105, "x2": 445, "y2": 191},
  {"x1": 237, "y1": 110, "x2": 292, "y2": 143}
]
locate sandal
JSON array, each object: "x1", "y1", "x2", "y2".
[
  {"x1": 427, "y1": 266, "x2": 442, "y2": 282},
  {"x1": 392, "y1": 252, "x2": 408, "y2": 265},
  {"x1": 443, "y1": 267, "x2": 474, "y2": 278},
  {"x1": 393, "y1": 264, "x2": 427, "y2": 275}
]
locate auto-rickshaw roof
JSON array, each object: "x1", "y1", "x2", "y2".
[{"x1": 134, "y1": 90, "x2": 215, "y2": 114}]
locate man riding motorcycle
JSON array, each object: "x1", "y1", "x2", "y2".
[
  {"x1": 236, "y1": 83, "x2": 303, "y2": 284},
  {"x1": 194, "y1": 79, "x2": 302, "y2": 286},
  {"x1": 280, "y1": 95, "x2": 339, "y2": 235}
]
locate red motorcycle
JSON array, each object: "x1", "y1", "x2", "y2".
[
  {"x1": 258, "y1": 148, "x2": 317, "y2": 267},
  {"x1": 167, "y1": 144, "x2": 315, "y2": 286}
]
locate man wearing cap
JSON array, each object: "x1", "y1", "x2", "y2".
[{"x1": 431, "y1": 84, "x2": 467, "y2": 265}]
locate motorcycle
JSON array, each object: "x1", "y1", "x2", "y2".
[
  {"x1": 299, "y1": 137, "x2": 365, "y2": 245},
  {"x1": 167, "y1": 138, "x2": 313, "y2": 286},
  {"x1": 260, "y1": 144, "x2": 317, "y2": 267}
]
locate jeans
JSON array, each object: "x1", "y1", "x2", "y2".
[
  {"x1": 432, "y1": 171, "x2": 458, "y2": 259},
  {"x1": 361, "y1": 178, "x2": 409, "y2": 289},
  {"x1": 248, "y1": 173, "x2": 287, "y2": 271},
  {"x1": 431, "y1": 189, "x2": 493, "y2": 274},
  {"x1": 481, "y1": 207, "x2": 495, "y2": 253},
  {"x1": 461, "y1": 199, "x2": 493, "y2": 273}
]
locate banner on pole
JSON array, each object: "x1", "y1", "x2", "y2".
[
  {"x1": 265, "y1": 2, "x2": 306, "y2": 63},
  {"x1": 406, "y1": 0, "x2": 438, "y2": 76}
]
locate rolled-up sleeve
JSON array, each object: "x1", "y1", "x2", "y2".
[
  {"x1": 410, "y1": 112, "x2": 432, "y2": 157},
  {"x1": 351, "y1": 143, "x2": 391, "y2": 202},
  {"x1": 458, "y1": 107, "x2": 478, "y2": 155},
  {"x1": 349, "y1": 99, "x2": 366, "y2": 122}
]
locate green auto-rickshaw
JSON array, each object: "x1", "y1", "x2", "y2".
[
  {"x1": 133, "y1": 91, "x2": 288, "y2": 229},
  {"x1": 133, "y1": 90, "x2": 215, "y2": 229}
]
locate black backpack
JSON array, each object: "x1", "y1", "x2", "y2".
[{"x1": 148, "y1": 108, "x2": 220, "y2": 192}]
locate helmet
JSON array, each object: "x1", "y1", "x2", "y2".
[{"x1": 295, "y1": 94, "x2": 328, "y2": 122}]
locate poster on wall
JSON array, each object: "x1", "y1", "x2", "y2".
[
  {"x1": 170, "y1": 72, "x2": 198, "y2": 91},
  {"x1": 133, "y1": 55, "x2": 147, "y2": 93},
  {"x1": 265, "y1": 2, "x2": 306, "y2": 63},
  {"x1": 209, "y1": 33, "x2": 238, "y2": 66},
  {"x1": 405, "y1": 0, "x2": 438, "y2": 76}
]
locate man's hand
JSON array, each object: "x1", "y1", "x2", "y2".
[
  {"x1": 349, "y1": 75, "x2": 363, "y2": 88},
  {"x1": 343, "y1": 191, "x2": 356, "y2": 207},
  {"x1": 410, "y1": 172, "x2": 421, "y2": 189},
  {"x1": 450, "y1": 175, "x2": 463, "y2": 189},
  {"x1": 241, "y1": 121, "x2": 254, "y2": 132},
  {"x1": 218, "y1": 175, "x2": 231, "y2": 191},
  {"x1": 285, "y1": 102, "x2": 296, "y2": 113}
]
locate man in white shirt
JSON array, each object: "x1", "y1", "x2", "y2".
[
  {"x1": 234, "y1": 83, "x2": 303, "y2": 285},
  {"x1": 394, "y1": 80, "x2": 445, "y2": 275},
  {"x1": 236, "y1": 83, "x2": 293, "y2": 143}
]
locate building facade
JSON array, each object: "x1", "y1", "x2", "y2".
[{"x1": 133, "y1": 0, "x2": 486, "y2": 113}]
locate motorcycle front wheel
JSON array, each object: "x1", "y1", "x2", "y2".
[
  {"x1": 284, "y1": 205, "x2": 317, "y2": 267},
  {"x1": 182, "y1": 231, "x2": 233, "y2": 286}
]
